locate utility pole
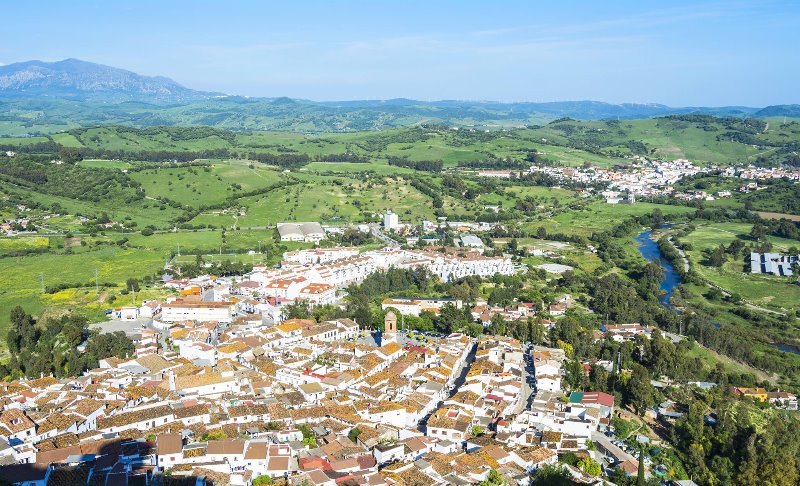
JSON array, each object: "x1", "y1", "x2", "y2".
[
  {"x1": 95, "y1": 268, "x2": 99, "y2": 294},
  {"x1": 40, "y1": 272, "x2": 44, "y2": 293}
]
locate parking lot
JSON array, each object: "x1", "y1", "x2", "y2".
[{"x1": 89, "y1": 317, "x2": 153, "y2": 335}]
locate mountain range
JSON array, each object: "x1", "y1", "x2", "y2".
[
  {"x1": 0, "y1": 59, "x2": 797, "y2": 134},
  {"x1": 0, "y1": 58, "x2": 221, "y2": 103}
]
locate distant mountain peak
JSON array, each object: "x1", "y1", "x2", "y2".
[{"x1": 0, "y1": 58, "x2": 220, "y2": 104}]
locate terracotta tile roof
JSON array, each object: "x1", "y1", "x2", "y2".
[
  {"x1": 97, "y1": 405, "x2": 173, "y2": 429},
  {"x1": 541, "y1": 430, "x2": 562, "y2": 443},
  {"x1": 515, "y1": 446, "x2": 554, "y2": 464},
  {"x1": 173, "y1": 404, "x2": 211, "y2": 419},
  {"x1": 157, "y1": 433, "x2": 183, "y2": 455},
  {"x1": 0, "y1": 408, "x2": 35, "y2": 434},
  {"x1": 28, "y1": 377, "x2": 60, "y2": 389},
  {"x1": 133, "y1": 354, "x2": 175, "y2": 373},
  {"x1": 244, "y1": 441, "x2": 267, "y2": 460},
  {"x1": 207, "y1": 439, "x2": 245, "y2": 455}
]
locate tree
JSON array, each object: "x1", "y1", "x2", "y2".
[
  {"x1": 577, "y1": 457, "x2": 601, "y2": 477},
  {"x1": 750, "y1": 222, "x2": 768, "y2": 241},
  {"x1": 564, "y1": 357, "x2": 585, "y2": 391},
  {"x1": 126, "y1": 278, "x2": 141, "y2": 292},
  {"x1": 352, "y1": 303, "x2": 373, "y2": 330},
  {"x1": 705, "y1": 287, "x2": 724, "y2": 301},
  {"x1": 727, "y1": 237, "x2": 745, "y2": 256},
  {"x1": 641, "y1": 261, "x2": 664, "y2": 291},
  {"x1": 348, "y1": 427, "x2": 361, "y2": 443},
  {"x1": 707, "y1": 244, "x2": 727, "y2": 267},
  {"x1": 448, "y1": 282, "x2": 473, "y2": 302},
  {"x1": 537, "y1": 227, "x2": 548, "y2": 239},
  {"x1": 532, "y1": 465, "x2": 575, "y2": 486},
  {"x1": 506, "y1": 238, "x2": 518, "y2": 252},
  {"x1": 625, "y1": 364, "x2": 656, "y2": 415},
  {"x1": 437, "y1": 303, "x2": 469, "y2": 334},
  {"x1": 297, "y1": 423, "x2": 317, "y2": 447},
  {"x1": 650, "y1": 208, "x2": 664, "y2": 228},
  {"x1": 589, "y1": 366, "x2": 609, "y2": 393},
  {"x1": 489, "y1": 314, "x2": 507, "y2": 336},
  {"x1": 284, "y1": 301, "x2": 311, "y2": 320},
  {"x1": 477, "y1": 469, "x2": 504, "y2": 486},
  {"x1": 58, "y1": 146, "x2": 83, "y2": 164},
  {"x1": 637, "y1": 448, "x2": 645, "y2": 486},
  {"x1": 556, "y1": 340, "x2": 574, "y2": 358},
  {"x1": 530, "y1": 320, "x2": 546, "y2": 345}
]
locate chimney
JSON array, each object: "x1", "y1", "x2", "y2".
[{"x1": 168, "y1": 372, "x2": 176, "y2": 392}]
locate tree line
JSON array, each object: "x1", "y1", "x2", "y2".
[{"x1": 3, "y1": 307, "x2": 134, "y2": 380}]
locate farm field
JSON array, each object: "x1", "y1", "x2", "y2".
[
  {"x1": 0, "y1": 236, "x2": 50, "y2": 255},
  {"x1": 681, "y1": 222, "x2": 800, "y2": 312},
  {"x1": 0, "y1": 246, "x2": 166, "y2": 330},
  {"x1": 541, "y1": 202, "x2": 695, "y2": 237},
  {"x1": 6, "y1": 184, "x2": 183, "y2": 228},
  {"x1": 77, "y1": 159, "x2": 134, "y2": 170},
  {"x1": 130, "y1": 161, "x2": 285, "y2": 208}
]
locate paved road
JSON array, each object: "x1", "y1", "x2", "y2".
[
  {"x1": 416, "y1": 339, "x2": 477, "y2": 433},
  {"x1": 591, "y1": 431, "x2": 637, "y2": 465},
  {"x1": 370, "y1": 224, "x2": 399, "y2": 246},
  {"x1": 448, "y1": 340, "x2": 477, "y2": 398},
  {"x1": 513, "y1": 351, "x2": 535, "y2": 414}
]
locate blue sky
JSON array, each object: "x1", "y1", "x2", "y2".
[{"x1": 2, "y1": 1, "x2": 798, "y2": 105}]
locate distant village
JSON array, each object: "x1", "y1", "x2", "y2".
[{"x1": 481, "y1": 158, "x2": 800, "y2": 204}]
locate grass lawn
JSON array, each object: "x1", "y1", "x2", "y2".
[
  {"x1": 684, "y1": 343, "x2": 775, "y2": 383},
  {"x1": 505, "y1": 185, "x2": 578, "y2": 203},
  {"x1": 682, "y1": 223, "x2": 800, "y2": 312},
  {"x1": 303, "y1": 161, "x2": 416, "y2": 175},
  {"x1": 538, "y1": 202, "x2": 694, "y2": 237},
  {"x1": 125, "y1": 228, "x2": 280, "y2": 254},
  {"x1": 77, "y1": 159, "x2": 135, "y2": 170},
  {"x1": 0, "y1": 236, "x2": 50, "y2": 255},
  {"x1": 0, "y1": 182, "x2": 182, "y2": 229},
  {"x1": 130, "y1": 161, "x2": 285, "y2": 208},
  {"x1": 189, "y1": 175, "x2": 438, "y2": 227},
  {"x1": 0, "y1": 246, "x2": 166, "y2": 332}
]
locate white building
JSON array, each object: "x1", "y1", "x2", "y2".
[
  {"x1": 160, "y1": 301, "x2": 235, "y2": 323},
  {"x1": 297, "y1": 283, "x2": 336, "y2": 306},
  {"x1": 276, "y1": 222, "x2": 326, "y2": 243},
  {"x1": 283, "y1": 247, "x2": 359, "y2": 265},
  {"x1": 383, "y1": 210, "x2": 399, "y2": 231}
]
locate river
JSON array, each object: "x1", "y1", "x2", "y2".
[
  {"x1": 635, "y1": 229, "x2": 682, "y2": 307},
  {"x1": 635, "y1": 229, "x2": 800, "y2": 355}
]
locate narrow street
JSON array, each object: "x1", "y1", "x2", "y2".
[
  {"x1": 513, "y1": 349, "x2": 535, "y2": 415},
  {"x1": 591, "y1": 431, "x2": 638, "y2": 465},
  {"x1": 370, "y1": 224, "x2": 399, "y2": 246},
  {"x1": 448, "y1": 340, "x2": 477, "y2": 398},
  {"x1": 416, "y1": 339, "x2": 477, "y2": 433}
]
